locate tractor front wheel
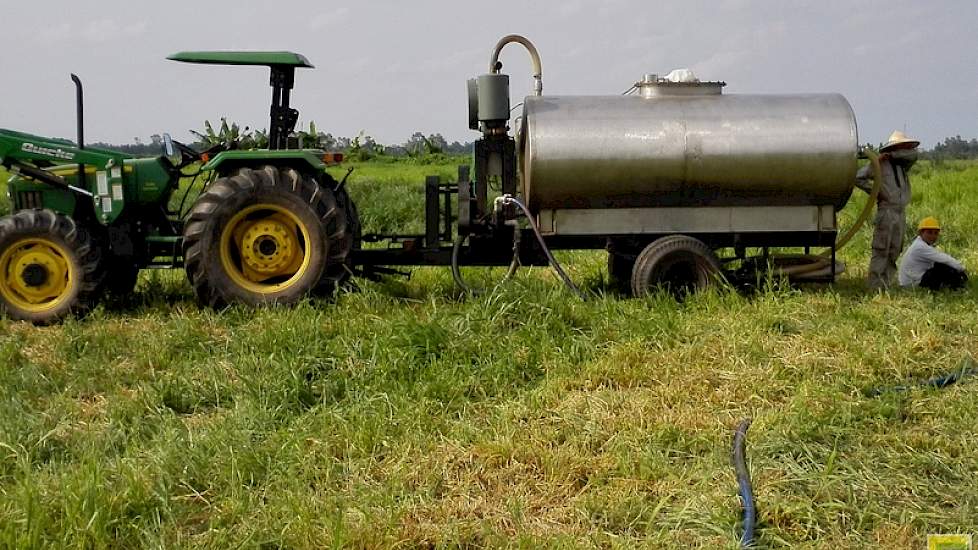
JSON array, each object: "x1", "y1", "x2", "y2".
[
  {"x1": 182, "y1": 166, "x2": 351, "y2": 307},
  {"x1": 0, "y1": 209, "x2": 103, "y2": 323}
]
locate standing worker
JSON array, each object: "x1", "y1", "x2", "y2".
[
  {"x1": 855, "y1": 130, "x2": 920, "y2": 289},
  {"x1": 898, "y1": 217, "x2": 968, "y2": 290}
]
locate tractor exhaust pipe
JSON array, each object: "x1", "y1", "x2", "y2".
[
  {"x1": 70, "y1": 74, "x2": 84, "y2": 150},
  {"x1": 70, "y1": 74, "x2": 85, "y2": 187}
]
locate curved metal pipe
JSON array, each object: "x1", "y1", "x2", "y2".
[{"x1": 489, "y1": 34, "x2": 543, "y2": 96}]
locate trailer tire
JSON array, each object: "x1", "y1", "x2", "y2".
[
  {"x1": 630, "y1": 235, "x2": 721, "y2": 298},
  {"x1": 182, "y1": 166, "x2": 350, "y2": 307},
  {"x1": 0, "y1": 209, "x2": 102, "y2": 324}
]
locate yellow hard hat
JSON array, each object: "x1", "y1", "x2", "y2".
[
  {"x1": 881, "y1": 130, "x2": 920, "y2": 151},
  {"x1": 918, "y1": 216, "x2": 941, "y2": 230}
]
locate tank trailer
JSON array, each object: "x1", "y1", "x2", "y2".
[{"x1": 0, "y1": 36, "x2": 871, "y2": 323}]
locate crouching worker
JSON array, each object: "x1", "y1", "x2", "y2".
[{"x1": 898, "y1": 217, "x2": 968, "y2": 290}]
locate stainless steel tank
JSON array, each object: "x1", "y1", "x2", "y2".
[{"x1": 519, "y1": 79, "x2": 858, "y2": 212}]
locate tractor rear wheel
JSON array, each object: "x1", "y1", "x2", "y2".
[
  {"x1": 182, "y1": 166, "x2": 352, "y2": 307},
  {"x1": 318, "y1": 173, "x2": 359, "y2": 292},
  {"x1": 630, "y1": 235, "x2": 722, "y2": 298},
  {"x1": 0, "y1": 209, "x2": 102, "y2": 323}
]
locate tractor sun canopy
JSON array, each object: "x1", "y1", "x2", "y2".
[
  {"x1": 166, "y1": 51, "x2": 314, "y2": 68},
  {"x1": 167, "y1": 51, "x2": 314, "y2": 151}
]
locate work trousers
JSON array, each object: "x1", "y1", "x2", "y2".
[
  {"x1": 919, "y1": 262, "x2": 968, "y2": 291},
  {"x1": 869, "y1": 208, "x2": 905, "y2": 289}
]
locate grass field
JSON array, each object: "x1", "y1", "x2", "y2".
[{"x1": 1, "y1": 160, "x2": 978, "y2": 548}]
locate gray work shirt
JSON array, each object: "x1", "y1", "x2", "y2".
[
  {"x1": 855, "y1": 156, "x2": 911, "y2": 209},
  {"x1": 898, "y1": 236, "x2": 965, "y2": 287}
]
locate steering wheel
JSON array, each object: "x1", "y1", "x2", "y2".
[
  {"x1": 167, "y1": 139, "x2": 234, "y2": 171},
  {"x1": 169, "y1": 139, "x2": 202, "y2": 167}
]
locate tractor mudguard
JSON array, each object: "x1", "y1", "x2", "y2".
[{"x1": 201, "y1": 149, "x2": 332, "y2": 176}]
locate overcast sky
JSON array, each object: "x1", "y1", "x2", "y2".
[{"x1": 1, "y1": 0, "x2": 975, "y2": 148}]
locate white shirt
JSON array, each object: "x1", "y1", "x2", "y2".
[{"x1": 898, "y1": 236, "x2": 965, "y2": 287}]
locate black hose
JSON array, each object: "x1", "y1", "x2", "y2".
[
  {"x1": 500, "y1": 195, "x2": 586, "y2": 300},
  {"x1": 450, "y1": 233, "x2": 519, "y2": 295},
  {"x1": 925, "y1": 366, "x2": 978, "y2": 389},
  {"x1": 450, "y1": 235, "x2": 471, "y2": 293},
  {"x1": 732, "y1": 418, "x2": 756, "y2": 548},
  {"x1": 864, "y1": 358, "x2": 978, "y2": 397}
]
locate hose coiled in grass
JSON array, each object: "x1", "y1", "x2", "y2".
[{"x1": 732, "y1": 418, "x2": 756, "y2": 548}]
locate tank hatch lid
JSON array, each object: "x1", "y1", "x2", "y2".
[
  {"x1": 167, "y1": 51, "x2": 314, "y2": 68},
  {"x1": 636, "y1": 74, "x2": 726, "y2": 97}
]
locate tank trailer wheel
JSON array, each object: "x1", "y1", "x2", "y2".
[
  {"x1": 0, "y1": 209, "x2": 102, "y2": 323},
  {"x1": 630, "y1": 235, "x2": 722, "y2": 298},
  {"x1": 182, "y1": 166, "x2": 352, "y2": 307}
]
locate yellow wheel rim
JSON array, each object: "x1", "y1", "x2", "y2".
[
  {"x1": 219, "y1": 203, "x2": 313, "y2": 295},
  {"x1": 0, "y1": 237, "x2": 74, "y2": 313}
]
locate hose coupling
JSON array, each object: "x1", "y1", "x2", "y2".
[{"x1": 494, "y1": 194, "x2": 515, "y2": 211}]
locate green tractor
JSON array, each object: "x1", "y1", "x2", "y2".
[{"x1": 0, "y1": 52, "x2": 358, "y2": 323}]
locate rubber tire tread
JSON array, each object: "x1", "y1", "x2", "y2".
[
  {"x1": 318, "y1": 172, "x2": 359, "y2": 292},
  {"x1": 182, "y1": 165, "x2": 350, "y2": 307},
  {"x1": 630, "y1": 234, "x2": 721, "y2": 298},
  {"x1": 0, "y1": 209, "x2": 103, "y2": 324},
  {"x1": 610, "y1": 235, "x2": 687, "y2": 294}
]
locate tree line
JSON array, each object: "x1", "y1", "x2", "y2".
[
  {"x1": 90, "y1": 123, "x2": 978, "y2": 162},
  {"x1": 90, "y1": 119, "x2": 472, "y2": 161},
  {"x1": 924, "y1": 136, "x2": 978, "y2": 161}
]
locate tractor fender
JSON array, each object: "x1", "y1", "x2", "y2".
[{"x1": 202, "y1": 150, "x2": 331, "y2": 176}]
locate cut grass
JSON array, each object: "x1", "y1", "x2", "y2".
[{"x1": 0, "y1": 159, "x2": 977, "y2": 548}]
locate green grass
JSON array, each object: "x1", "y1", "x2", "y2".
[
  {"x1": 1, "y1": 159, "x2": 978, "y2": 548},
  {"x1": 326, "y1": 158, "x2": 471, "y2": 236}
]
